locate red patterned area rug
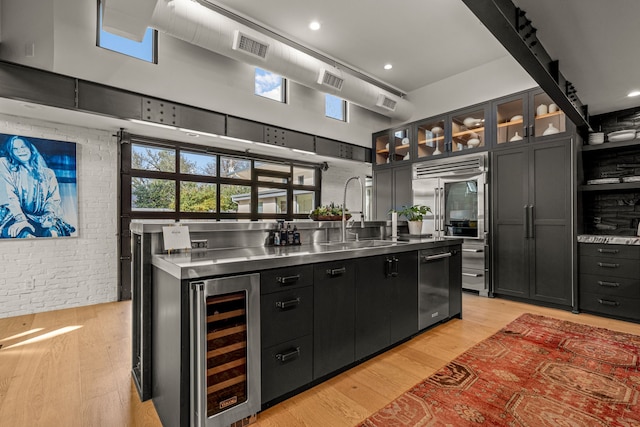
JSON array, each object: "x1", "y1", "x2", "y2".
[{"x1": 357, "y1": 313, "x2": 640, "y2": 427}]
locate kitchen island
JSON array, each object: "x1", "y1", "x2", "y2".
[{"x1": 136, "y1": 221, "x2": 461, "y2": 427}]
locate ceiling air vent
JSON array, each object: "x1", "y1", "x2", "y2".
[
  {"x1": 317, "y1": 68, "x2": 344, "y2": 91},
  {"x1": 232, "y1": 30, "x2": 269, "y2": 59},
  {"x1": 376, "y1": 94, "x2": 397, "y2": 111}
]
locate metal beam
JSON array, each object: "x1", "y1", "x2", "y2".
[{"x1": 462, "y1": 0, "x2": 590, "y2": 130}]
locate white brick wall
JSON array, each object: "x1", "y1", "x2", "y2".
[{"x1": 0, "y1": 114, "x2": 118, "y2": 318}]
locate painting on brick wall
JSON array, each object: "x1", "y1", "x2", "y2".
[{"x1": 0, "y1": 133, "x2": 78, "y2": 239}]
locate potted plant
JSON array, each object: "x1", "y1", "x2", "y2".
[{"x1": 393, "y1": 205, "x2": 431, "y2": 235}]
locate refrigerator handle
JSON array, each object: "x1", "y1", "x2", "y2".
[
  {"x1": 436, "y1": 187, "x2": 440, "y2": 232},
  {"x1": 528, "y1": 205, "x2": 535, "y2": 239},
  {"x1": 524, "y1": 205, "x2": 529, "y2": 239},
  {"x1": 440, "y1": 186, "x2": 445, "y2": 233}
]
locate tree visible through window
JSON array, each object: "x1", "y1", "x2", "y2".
[{"x1": 125, "y1": 140, "x2": 319, "y2": 220}]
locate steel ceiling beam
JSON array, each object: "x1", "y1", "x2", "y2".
[{"x1": 462, "y1": 0, "x2": 590, "y2": 130}]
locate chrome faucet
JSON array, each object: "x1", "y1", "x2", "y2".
[{"x1": 342, "y1": 176, "x2": 365, "y2": 242}]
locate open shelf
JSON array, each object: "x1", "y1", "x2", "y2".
[
  {"x1": 582, "y1": 139, "x2": 639, "y2": 152},
  {"x1": 579, "y1": 182, "x2": 640, "y2": 192},
  {"x1": 452, "y1": 127, "x2": 485, "y2": 138},
  {"x1": 534, "y1": 110, "x2": 564, "y2": 120},
  {"x1": 497, "y1": 119, "x2": 523, "y2": 128}
]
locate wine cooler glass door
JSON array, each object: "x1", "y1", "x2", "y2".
[{"x1": 191, "y1": 273, "x2": 261, "y2": 427}]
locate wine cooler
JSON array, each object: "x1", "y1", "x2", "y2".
[{"x1": 190, "y1": 274, "x2": 261, "y2": 427}]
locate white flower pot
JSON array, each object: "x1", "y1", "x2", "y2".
[{"x1": 407, "y1": 220, "x2": 423, "y2": 235}]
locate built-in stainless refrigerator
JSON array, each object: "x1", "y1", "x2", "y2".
[{"x1": 412, "y1": 153, "x2": 489, "y2": 296}]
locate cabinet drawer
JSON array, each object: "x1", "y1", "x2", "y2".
[
  {"x1": 261, "y1": 286, "x2": 313, "y2": 348},
  {"x1": 261, "y1": 265, "x2": 313, "y2": 294},
  {"x1": 462, "y1": 268, "x2": 486, "y2": 291},
  {"x1": 579, "y1": 256, "x2": 640, "y2": 279},
  {"x1": 261, "y1": 335, "x2": 313, "y2": 404},
  {"x1": 580, "y1": 244, "x2": 640, "y2": 260},
  {"x1": 462, "y1": 246, "x2": 485, "y2": 270},
  {"x1": 579, "y1": 274, "x2": 640, "y2": 299},
  {"x1": 579, "y1": 291, "x2": 640, "y2": 320}
]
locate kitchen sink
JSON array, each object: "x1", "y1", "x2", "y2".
[{"x1": 319, "y1": 239, "x2": 409, "y2": 249}]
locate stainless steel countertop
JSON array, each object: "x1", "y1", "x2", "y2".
[{"x1": 152, "y1": 238, "x2": 462, "y2": 280}]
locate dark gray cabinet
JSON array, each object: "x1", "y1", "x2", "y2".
[
  {"x1": 578, "y1": 243, "x2": 640, "y2": 321},
  {"x1": 492, "y1": 139, "x2": 573, "y2": 307},
  {"x1": 373, "y1": 164, "x2": 412, "y2": 220},
  {"x1": 313, "y1": 260, "x2": 355, "y2": 379},
  {"x1": 260, "y1": 265, "x2": 313, "y2": 404},
  {"x1": 354, "y1": 252, "x2": 418, "y2": 360}
]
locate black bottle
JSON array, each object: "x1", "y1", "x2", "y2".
[
  {"x1": 280, "y1": 222, "x2": 287, "y2": 246},
  {"x1": 286, "y1": 223, "x2": 294, "y2": 245},
  {"x1": 293, "y1": 225, "x2": 301, "y2": 245}
]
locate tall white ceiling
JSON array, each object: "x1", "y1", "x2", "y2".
[
  {"x1": 209, "y1": 0, "x2": 640, "y2": 115},
  {"x1": 206, "y1": 0, "x2": 510, "y2": 94}
]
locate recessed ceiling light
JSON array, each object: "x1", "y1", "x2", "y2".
[
  {"x1": 309, "y1": 21, "x2": 321, "y2": 31},
  {"x1": 628, "y1": 90, "x2": 640, "y2": 97},
  {"x1": 384, "y1": 64, "x2": 393, "y2": 70}
]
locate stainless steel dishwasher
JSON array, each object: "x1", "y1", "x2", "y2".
[{"x1": 419, "y1": 247, "x2": 453, "y2": 329}]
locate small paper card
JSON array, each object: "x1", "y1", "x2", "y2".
[{"x1": 162, "y1": 225, "x2": 191, "y2": 252}]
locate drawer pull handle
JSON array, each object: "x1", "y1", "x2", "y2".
[
  {"x1": 597, "y1": 281, "x2": 620, "y2": 288},
  {"x1": 462, "y1": 248, "x2": 483, "y2": 253},
  {"x1": 597, "y1": 262, "x2": 619, "y2": 268},
  {"x1": 275, "y1": 298, "x2": 301, "y2": 310},
  {"x1": 326, "y1": 267, "x2": 346, "y2": 277},
  {"x1": 277, "y1": 274, "x2": 301, "y2": 285},
  {"x1": 598, "y1": 299, "x2": 620, "y2": 307},
  {"x1": 597, "y1": 248, "x2": 619, "y2": 254},
  {"x1": 423, "y1": 252, "x2": 453, "y2": 262},
  {"x1": 276, "y1": 347, "x2": 300, "y2": 363},
  {"x1": 462, "y1": 272, "x2": 483, "y2": 277}
]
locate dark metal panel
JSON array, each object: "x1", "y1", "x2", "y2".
[
  {"x1": 142, "y1": 97, "x2": 179, "y2": 126},
  {"x1": 77, "y1": 81, "x2": 143, "y2": 119},
  {"x1": 0, "y1": 61, "x2": 76, "y2": 108},
  {"x1": 461, "y1": 0, "x2": 590, "y2": 130},
  {"x1": 178, "y1": 105, "x2": 226, "y2": 135},
  {"x1": 227, "y1": 116, "x2": 265, "y2": 142},
  {"x1": 315, "y1": 136, "x2": 341, "y2": 158}
]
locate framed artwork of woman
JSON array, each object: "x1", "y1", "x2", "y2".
[{"x1": 0, "y1": 133, "x2": 78, "y2": 239}]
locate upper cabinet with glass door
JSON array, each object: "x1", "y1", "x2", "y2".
[
  {"x1": 416, "y1": 116, "x2": 447, "y2": 160},
  {"x1": 450, "y1": 105, "x2": 490, "y2": 154},
  {"x1": 373, "y1": 127, "x2": 412, "y2": 166},
  {"x1": 494, "y1": 88, "x2": 567, "y2": 145}
]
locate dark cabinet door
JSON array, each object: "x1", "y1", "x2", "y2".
[
  {"x1": 355, "y1": 252, "x2": 418, "y2": 360},
  {"x1": 492, "y1": 147, "x2": 529, "y2": 297},
  {"x1": 313, "y1": 261, "x2": 355, "y2": 379},
  {"x1": 373, "y1": 169, "x2": 392, "y2": 220},
  {"x1": 448, "y1": 246, "x2": 463, "y2": 318},
  {"x1": 492, "y1": 140, "x2": 572, "y2": 306},
  {"x1": 355, "y1": 256, "x2": 390, "y2": 360},
  {"x1": 393, "y1": 165, "x2": 413, "y2": 212},
  {"x1": 373, "y1": 165, "x2": 412, "y2": 221},
  {"x1": 388, "y1": 251, "x2": 418, "y2": 343},
  {"x1": 529, "y1": 141, "x2": 572, "y2": 305}
]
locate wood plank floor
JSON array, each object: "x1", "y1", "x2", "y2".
[{"x1": 1, "y1": 294, "x2": 639, "y2": 426}]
